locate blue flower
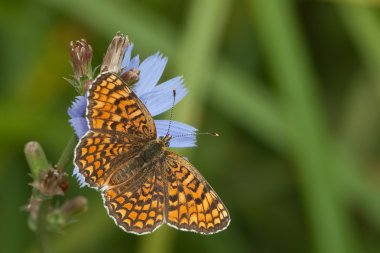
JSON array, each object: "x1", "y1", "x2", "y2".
[{"x1": 68, "y1": 44, "x2": 197, "y2": 148}]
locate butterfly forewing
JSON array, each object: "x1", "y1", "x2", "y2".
[
  {"x1": 87, "y1": 72, "x2": 156, "y2": 138},
  {"x1": 164, "y1": 152, "x2": 230, "y2": 234},
  {"x1": 75, "y1": 72, "x2": 156, "y2": 189}
]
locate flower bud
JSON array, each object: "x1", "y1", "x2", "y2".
[
  {"x1": 60, "y1": 196, "x2": 88, "y2": 220},
  {"x1": 101, "y1": 32, "x2": 129, "y2": 73},
  {"x1": 24, "y1": 141, "x2": 50, "y2": 179},
  {"x1": 121, "y1": 68, "x2": 140, "y2": 86},
  {"x1": 70, "y1": 39, "x2": 93, "y2": 80}
]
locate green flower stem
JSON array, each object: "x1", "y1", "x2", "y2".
[
  {"x1": 56, "y1": 135, "x2": 77, "y2": 172},
  {"x1": 24, "y1": 141, "x2": 51, "y2": 179},
  {"x1": 36, "y1": 200, "x2": 52, "y2": 253}
]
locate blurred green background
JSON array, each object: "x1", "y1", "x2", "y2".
[{"x1": 2, "y1": 0, "x2": 380, "y2": 252}]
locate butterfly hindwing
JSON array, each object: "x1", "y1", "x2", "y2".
[
  {"x1": 102, "y1": 164, "x2": 165, "y2": 235},
  {"x1": 163, "y1": 152, "x2": 230, "y2": 234}
]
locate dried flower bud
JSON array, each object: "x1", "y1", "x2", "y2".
[
  {"x1": 70, "y1": 39, "x2": 93, "y2": 79},
  {"x1": 60, "y1": 196, "x2": 88, "y2": 220},
  {"x1": 43, "y1": 196, "x2": 88, "y2": 231},
  {"x1": 101, "y1": 32, "x2": 129, "y2": 73},
  {"x1": 121, "y1": 68, "x2": 140, "y2": 85},
  {"x1": 31, "y1": 169, "x2": 68, "y2": 197}
]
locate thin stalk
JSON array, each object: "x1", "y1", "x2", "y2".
[
  {"x1": 56, "y1": 135, "x2": 76, "y2": 172},
  {"x1": 36, "y1": 199, "x2": 52, "y2": 253}
]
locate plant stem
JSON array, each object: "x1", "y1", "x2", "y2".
[
  {"x1": 36, "y1": 199, "x2": 52, "y2": 253},
  {"x1": 56, "y1": 135, "x2": 76, "y2": 172}
]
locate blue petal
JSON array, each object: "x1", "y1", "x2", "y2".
[
  {"x1": 73, "y1": 166, "x2": 88, "y2": 187},
  {"x1": 139, "y1": 76, "x2": 187, "y2": 116},
  {"x1": 169, "y1": 136, "x2": 197, "y2": 148},
  {"x1": 69, "y1": 117, "x2": 88, "y2": 138},
  {"x1": 155, "y1": 120, "x2": 197, "y2": 148},
  {"x1": 133, "y1": 53, "x2": 167, "y2": 97},
  {"x1": 68, "y1": 96, "x2": 86, "y2": 118},
  {"x1": 128, "y1": 55, "x2": 140, "y2": 70},
  {"x1": 121, "y1": 43, "x2": 134, "y2": 70}
]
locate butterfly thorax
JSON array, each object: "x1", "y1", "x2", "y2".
[
  {"x1": 139, "y1": 135, "x2": 171, "y2": 160},
  {"x1": 141, "y1": 139, "x2": 165, "y2": 162}
]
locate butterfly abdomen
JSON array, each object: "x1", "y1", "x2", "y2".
[{"x1": 105, "y1": 140, "x2": 163, "y2": 187}]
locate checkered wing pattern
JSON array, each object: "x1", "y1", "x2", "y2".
[
  {"x1": 164, "y1": 152, "x2": 230, "y2": 234},
  {"x1": 73, "y1": 72, "x2": 230, "y2": 235},
  {"x1": 87, "y1": 72, "x2": 156, "y2": 138},
  {"x1": 75, "y1": 72, "x2": 156, "y2": 189},
  {"x1": 74, "y1": 132, "x2": 145, "y2": 188},
  {"x1": 102, "y1": 164, "x2": 165, "y2": 235}
]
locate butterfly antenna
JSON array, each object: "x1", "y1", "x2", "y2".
[
  {"x1": 171, "y1": 131, "x2": 219, "y2": 140},
  {"x1": 165, "y1": 89, "x2": 176, "y2": 138}
]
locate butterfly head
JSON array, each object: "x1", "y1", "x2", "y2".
[{"x1": 158, "y1": 134, "x2": 172, "y2": 148}]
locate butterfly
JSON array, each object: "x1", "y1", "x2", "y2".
[{"x1": 74, "y1": 72, "x2": 230, "y2": 234}]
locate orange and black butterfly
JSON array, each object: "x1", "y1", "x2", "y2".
[{"x1": 74, "y1": 72, "x2": 230, "y2": 234}]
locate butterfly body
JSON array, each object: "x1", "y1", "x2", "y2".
[
  {"x1": 104, "y1": 136, "x2": 168, "y2": 189},
  {"x1": 74, "y1": 72, "x2": 230, "y2": 234},
  {"x1": 138, "y1": 136, "x2": 170, "y2": 162}
]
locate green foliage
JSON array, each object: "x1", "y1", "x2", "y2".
[{"x1": 1, "y1": 0, "x2": 380, "y2": 253}]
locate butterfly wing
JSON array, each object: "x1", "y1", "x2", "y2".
[
  {"x1": 87, "y1": 72, "x2": 156, "y2": 138},
  {"x1": 74, "y1": 131, "x2": 145, "y2": 188},
  {"x1": 102, "y1": 162, "x2": 165, "y2": 235},
  {"x1": 74, "y1": 72, "x2": 156, "y2": 189},
  {"x1": 163, "y1": 152, "x2": 230, "y2": 234}
]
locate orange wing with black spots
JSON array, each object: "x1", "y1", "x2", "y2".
[
  {"x1": 163, "y1": 152, "x2": 230, "y2": 234},
  {"x1": 87, "y1": 72, "x2": 156, "y2": 138},
  {"x1": 102, "y1": 167, "x2": 165, "y2": 234},
  {"x1": 75, "y1": 72, "x2": 156, "y2": 189},
  {"x1": 74, "y1": 131, "x2": 145, "y2": 189}
]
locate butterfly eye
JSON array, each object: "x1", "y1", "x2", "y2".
[
  {"x1": 164, "y1": 135, "x2": 172, "y2": 145},
  {"x1": 158, "y1": 135, "x2": 171, "y2": 147}
]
